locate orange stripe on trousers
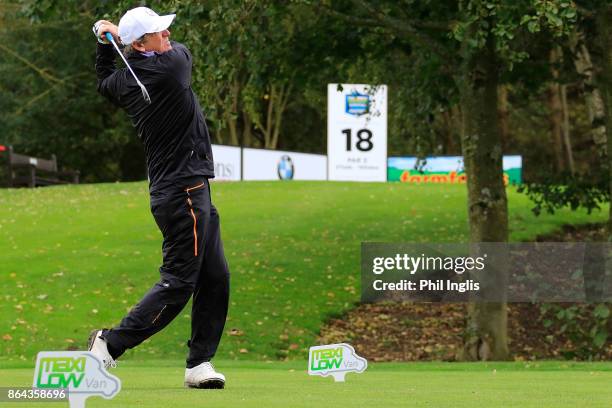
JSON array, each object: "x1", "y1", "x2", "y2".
[
  {"x1": 185, "y1": 182, "x2": 205, "y2": 193},
  {"x1": 187, "y1": 197, "x2": 198, "y2": 256},
  {"x1": 185, "y1": 182, "x2": 205, "y2": 257}
]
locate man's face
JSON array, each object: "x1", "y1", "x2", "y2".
[{"x1": 138, "y1": 29, "x2": 172, "y2": 53}]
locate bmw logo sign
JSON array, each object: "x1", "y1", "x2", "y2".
[{"x1": 277, "y1": 155, "x2": 294, "y2": 180}]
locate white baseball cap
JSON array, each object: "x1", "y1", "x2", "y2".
[{"x1": 118, "y1": 7, "x2": 175, "y2": 45}]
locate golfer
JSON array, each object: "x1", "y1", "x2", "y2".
[{"x1": 89, "y1": 7, "x2": 230, "y2": 389}]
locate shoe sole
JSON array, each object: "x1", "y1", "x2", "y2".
[
  {"x1": 87, "y1": 329, "x2": 101, "y2": 351},
  {"x1": 185, "y1": 379, "x2": 225, "y2": 389}
]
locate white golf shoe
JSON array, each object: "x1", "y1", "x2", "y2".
[
  {"x1": 184, "y1": 362, "x2": 225, "y2": 389},
  {"x1": 87, "y1": 330, "x2": 117, "y2": 369}
]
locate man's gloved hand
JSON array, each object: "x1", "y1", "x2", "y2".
[{"x1": 92, "y1": 20, "x2": 119, "y2": 44}]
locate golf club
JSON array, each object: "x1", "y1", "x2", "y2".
[{"x1": 104, "y1": 32, "x2": 151, "y2": 104}]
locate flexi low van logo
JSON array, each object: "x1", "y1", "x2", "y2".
[
  {"x1": 308, "y1": 343, "x2": 367, "y2": 382},
  {"x1": 33, "y1": 351, "x2": 121, "y2": 408}
]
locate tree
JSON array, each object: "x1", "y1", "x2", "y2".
[
  {"x1": 593, "y1": 4, "x2": 612, "y2": 240},
  {"x1": 319, "y1": 0, "x2": 577, "y2": 360},
  {"x1": 165, "y1": 0, "x2": 319, "y2": 149},
  {"x1": 0, "y1": 1, "x2": 143, "y2": 182}
]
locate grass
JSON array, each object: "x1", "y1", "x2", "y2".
[
  {"x1": 0, "y1": 181, "x2": 607, "y2": 363},
  {"x1": 1, "y1": 360, "x2": 612, "y2": 407}
]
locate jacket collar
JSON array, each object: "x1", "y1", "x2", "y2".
[{"x1": 126, "y1": 50, "x2": 150, "y2": 62}]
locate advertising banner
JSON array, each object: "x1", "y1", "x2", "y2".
[
  {"x1": 328, "y1": 84, "x2": 387, "y2": 182},
  {"x1": 387, "y1": 155, "x2": 522, "y2": 185},
  {"x1": 211, "y1": 144, "x2": 241, "y2": 181},
  {"x1": 242, "y1": 148, "x2": 327, "y2": 181}
]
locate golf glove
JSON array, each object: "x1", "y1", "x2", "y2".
[{"x1": 92, "y1": 20, "x2": 108, "y2": 44}]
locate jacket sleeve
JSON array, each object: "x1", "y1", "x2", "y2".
[
  {"x1": 95, "y1": 43, "x2": 121, "y2": 105},
  {"x1": 160, "y1": 41, "x2": 192, "y2": 88}
]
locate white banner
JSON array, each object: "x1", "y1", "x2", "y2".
[
  {"x1": 243, "y1": 148, "x2": 326, "y2": 181},
  {"x1": 211, "y1": 144, "x2": 241, "y2": 181},
  {"x1": 327, "y1": 84, "x2": 387, "y2": 182}
]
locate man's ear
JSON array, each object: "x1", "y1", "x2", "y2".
[{"x1": 131, "y1": 40, "x2": 145, "y2": 52}]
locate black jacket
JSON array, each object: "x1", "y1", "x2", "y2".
[{"x1": 95, "y1": 41, "x2": 214, "y2": 192}]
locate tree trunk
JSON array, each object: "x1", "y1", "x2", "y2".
[
  {"x1": 228, "y1": 79, "x2": 241, "y2": 146},
  {"x1": 560, "y1": 84, "x2": 575, "y2": 175},
  {"x1": 595, "y1": 5, "x2": 612, "y2": 335},
  {"x1": 227, "y1": 117, "x2": 239, "y2": 147},
  {"x1": 242, "y1": 113, "x2": 254, "y2": 147},
  {"x1": 570, "y1": 29, "x2": 607, "y2": 157},
  {"x1": 596, "y1": 7, "x2": 612, "y2": 241},
  {"x1": 270, "y1": 82, "x2": 292, "y2": 150},
  {"x1": 497, "y1": 85, "x2": 509, "y2": 152},
  {"x1": 441, "y1": 110, "x2": 455, "y2": 154},
  {"x1": 263, "y1": 86, "x2": 275, "y2": 148},
  {"x1": 549, "y1": 48, "x2": 566, "y2": 172},
  {"x1": 214, "y1": 126, "x2": 226, "y2": 145},
  {"x1": 457, "y1": 33, "x2": 509, "y2": 361}
]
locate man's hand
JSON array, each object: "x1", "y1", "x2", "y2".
[{"x1": 92, "y1": 20, "x2": 119, "y2": 44}]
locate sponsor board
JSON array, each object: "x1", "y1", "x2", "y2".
[
  {"x1": 388, "y1": 155, "x2": 522, "y2": 185},
  {"x1": 211, "y1": 144, "x2": 241, "y2": 181},
  {"x1": 33, "y1": 351, "x2": 120, "y2": 408},
  {"x1": 243, "y1": 148, "x2": 326, "y2": 181},
  {"x1": 328, "y1": 84, "x2": 387, "y2": 182},
  {"x1": 308, "y1": 343, "x2": 367, "y2": 382}
]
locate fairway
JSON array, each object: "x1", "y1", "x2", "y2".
[
  {"x1": 0, "y1": 181, "x2": 607, "y2": 362},
  {"x1": 1, "y1": 360, "x2": 612, "y2": 407}
]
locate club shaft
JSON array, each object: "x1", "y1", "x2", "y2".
[{"x1": 105, "y1": 33, "x2": 150, "y2": 101}]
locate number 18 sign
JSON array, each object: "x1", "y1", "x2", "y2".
[{"x1": 327, "y1": 84, "x2": 387, "y2": 182}]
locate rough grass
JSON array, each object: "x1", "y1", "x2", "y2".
[{"x1": 0, "y1": 181, "x2": 606, "y2": 363}]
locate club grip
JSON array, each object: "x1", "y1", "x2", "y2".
[{"x1": 105, "y1": 32, "x2": 114, "y2": 43}]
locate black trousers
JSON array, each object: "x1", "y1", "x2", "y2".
[{"x1": 102, "y1": 177, "x2": 230, "y2": 368}]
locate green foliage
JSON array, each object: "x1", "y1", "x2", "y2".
[
  {"x1": 1, "y1": 0, "x2": 602, "y2": 186},
  {"x1": 541, "y1": 303, "x2": 610, "y2": 360},
  {"x1": 0, "y1": 4, "x2": 143, "y2": 182},
  {"x1": 452, "y1": 0, "x2": 577, "y2": 67},
  {"x1": 15, "y1": 0, "x2": 361, "y2": 151},
  {"x1": 517, "y1": 173, "x2": 608, "y2": 215},
  {"x1": 521, "y1": 0, "x2": 577, "y2": 35},
  {"x1": 316, "y1": 0, "x2": 580, "y2": 163}
]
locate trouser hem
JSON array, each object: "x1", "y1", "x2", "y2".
[
  {"x1": 186, "y1": 357, "x2": 212, "y2": 369},
  {"x1": 101, "y1": 330, "x2": 126, "y2": 360}
]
